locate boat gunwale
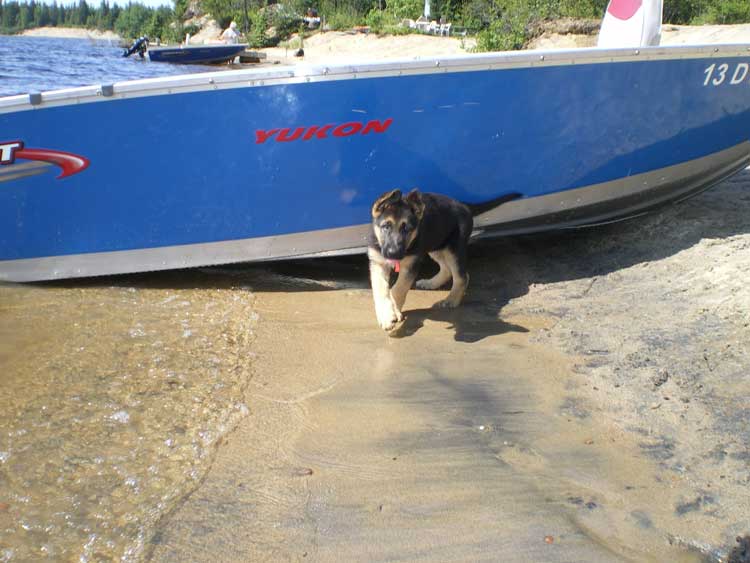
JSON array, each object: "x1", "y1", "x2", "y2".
[{"x1": 1, "y1": 43, "x2": 750, "y2": 113}]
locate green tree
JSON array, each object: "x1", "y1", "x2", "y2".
[
  {"x1": 2, "y1": 1, "x2": 20, "y2": 30},
  {"x1": 77, "y1": 0, "x2": 90, "y2": 25},
  {"x1": 386, "y1": 0, "x2": 422, "y2": 20},
  {"x1": 114, "y1": 2, "x2": 154, "y2": 38},
  {"x1": 19, "y1": 1, "x2": 33, "y2": 28},
  {"x1": 110, "y1": 4, "x2": 122, "y2": 26},
  {"x1": 96, "y1": 0, "x2": 111, "y2": 29},
  {"x1": 49, "y1": 2, "x2": 59, "y2": 26},
  {"x1": 146, "y1": 5, "x2": 174, "y2": 39},
  {"x1": 696, "y1": 0, "x2": 750, "y2": 24}
]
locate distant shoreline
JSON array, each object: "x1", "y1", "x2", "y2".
[{"x1": 19, "y1": 26, "x2": 121, "y2": 41}]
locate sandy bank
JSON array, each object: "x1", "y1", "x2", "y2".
[
  {"x1": 530, "y1": 22, "x2": 750, "y2": 49},
  {"x1": 257, "y1": 23, "x2": 750, "y2": 66},
  {"x1": 260, "y1": 30, "x2": 475, "y2": 65},
  {"x1": 20, "y1": 26, "x2": 120, "y2": 41},
  {"x1": 661, "y1": 22, "x2": 750, "y2": 45}
]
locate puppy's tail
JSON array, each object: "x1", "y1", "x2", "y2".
[{"x1": 464, "y1": 192, "x2": 522, "y2": 217}]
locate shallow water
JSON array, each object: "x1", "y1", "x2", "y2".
[
  {"x1": 0, "y1": 35, "x2": 235, "y2": 97},
  {"x1": 0, "y1": 274, "x2": 256, "y2": 561},
  {"x1": 148, "y1": 262, "x2": 707, "y2": 563}
]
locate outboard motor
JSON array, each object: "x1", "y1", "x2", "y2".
[{"x1": 123, "y1": 36, "x2": 149, "y2": 58}]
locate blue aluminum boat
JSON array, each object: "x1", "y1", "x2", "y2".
[
  {"x1": 147, "y1": 43, "x2": 248, "y2": 64},
  {"x1": 1, "y1": 42, "x2": 750, "y2": 281}
]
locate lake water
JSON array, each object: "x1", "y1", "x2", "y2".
[
  {"x1": 0, "y1": 35, "x2": 231, "y2": 98},
  {"x1": 0, "y1": 35, "x2": 268, "y2": 562},
  {"x1": 0, "y1": 270, "x2": 259, "y2": 561}
]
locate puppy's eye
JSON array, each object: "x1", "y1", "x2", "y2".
[
  {"x1": 381, "y1": 221, "x2": 393, "y2": 230},
  {"x1": 399, "y1": 223, "x2": 409, "y2": 233}
]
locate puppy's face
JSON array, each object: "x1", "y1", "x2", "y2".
[{"x1": 372, "y1": 189, "x2": 425, "y2": 260}]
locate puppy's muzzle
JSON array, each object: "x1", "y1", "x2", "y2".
[
  {"x1": 383, "y1": 246, "x2": 406, "y2": 260},
  {"x1": 381, "y1": 234, "x2": 409, "y2": 260}
]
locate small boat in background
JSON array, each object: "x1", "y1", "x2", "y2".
[
  {"x1": 146, "y1": 43, "x2": 248, "y2": 64},
  {"x1": 122, "y1": 36, "x2": 248, "y2": 65}
]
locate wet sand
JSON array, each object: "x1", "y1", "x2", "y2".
[
  {"x1": 145, "y1": 274, "x2": 699, "y2": 562},
  {"x1": 147, "y1": 169, "x2": 749, "y2": 561}
]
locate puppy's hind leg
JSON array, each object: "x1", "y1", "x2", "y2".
[
  {"x1": 435, "y1": 213, "x2": 472, "y2": 308},
  {"x1": 434, "y1": 246, "x2": 469, "y2": 309},
  {"x1": 416, "y1": 250, "x2": 452, "y2": 290}
]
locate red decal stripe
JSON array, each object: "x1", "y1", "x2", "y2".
[{"x1": 15, "y1": 148, "x2": 90, "y2": 179}]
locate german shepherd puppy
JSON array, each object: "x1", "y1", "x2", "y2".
[{"x1": 368, "y1": 189, "x2": 473, "y2": 331}]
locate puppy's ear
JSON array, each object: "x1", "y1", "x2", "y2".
[
  {"x1": 405, "y1": 189, "x2": 425, "y2": 220},
  {"x1": 372, "y1": 189, "x2": 402, "y2": 218}
]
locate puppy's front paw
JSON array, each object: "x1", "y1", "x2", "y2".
[{"x1": 376, "y1": 301, "x2": 403, "y2": 331}]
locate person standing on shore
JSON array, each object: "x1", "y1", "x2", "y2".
[{"x1": 221, "y1": 21, "x2": 240, "y2": 44}]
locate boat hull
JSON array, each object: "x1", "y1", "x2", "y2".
[
  {"x1": 147, "y1": 44, "x2": 247, "y2": 64},
  {"x1": 1, "y1": 45, "x2": 750, "y2": 281}
]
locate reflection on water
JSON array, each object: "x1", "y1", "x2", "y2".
[{"x1": 0, "y1": 273, "x2": 256, "y2": 561}]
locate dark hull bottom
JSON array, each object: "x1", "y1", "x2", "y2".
[{"x1": 1, "y1": 142, "x2": 748, "y2": 282}]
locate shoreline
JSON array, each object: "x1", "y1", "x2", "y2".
[
  {"x1": 14, "y1": 21, "x2": 750, "y2": 56},
  {"x1": 18, "y1": 26, "x2": 121, "y2": 40}
]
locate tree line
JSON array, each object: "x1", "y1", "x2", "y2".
[
  {"x1": 2, "y1": 0, "x2": 749, "y2": 49},
  {"x1": 186, "y1": 0, "x2": 750, "y2": 51},
  {"x1": 0, "y1": 0, "x2": 181, "y2": 41}
]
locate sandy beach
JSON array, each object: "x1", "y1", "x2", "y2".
[
  {"x1": 259, "y1": 31, "x2": 476, "y2": 64},
  {"x1": 255, "y1": 22, "x2": 750, "y2": 65},
  {"x1": 2, "y1": 22, "x2": 750, "y2": 563},
  {"x1": 20, "y1": 26, "x2": 121, "y2": 41}
]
